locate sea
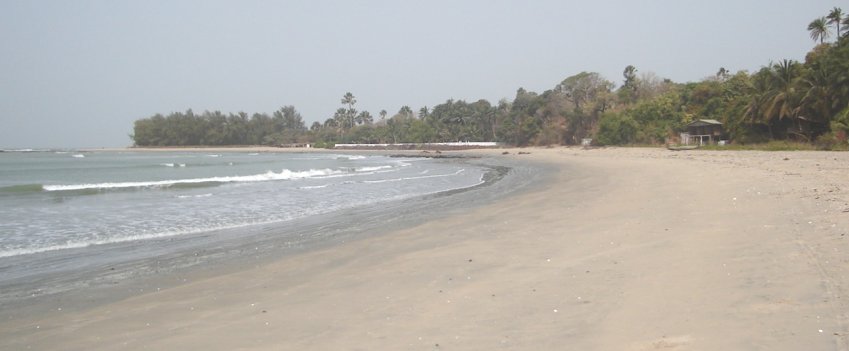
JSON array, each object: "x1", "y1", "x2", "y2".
[
  {"x1": 0, "y1": 150, "x2": 489, "y2": 258},
  {"x1": 0, "y1": 149, "x2": 540, "y2": 308}
]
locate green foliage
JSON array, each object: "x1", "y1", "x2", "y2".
[
  {"x1": 625, "y1": 91, "x2": 685, "y2": 143},
  {"x1": 809, "y1": 17, "x2": 831, "y2": 44},
  {"x1": 346, "y1": 125, "x2": 380, "y2": 144},
  {"x1": 596, "y1": 112, "x2": 638, "y2": 145},
  {"x1": 311, "y1": 141, "x2": 335, "y2": 149},
  {"x1": 816, "y1": 107, "x2": 849, "y2": 149},
  {"x1": 132, "y1": 108, "x2": 305, "y2": 146},
  {"x1": 407, "y1": 119, "x2": 437, "y2": 143},
  {"x1": 827, "y1": 8, "x2": 844, "y2": 36},
  {"x1": 618, "y1": 65, "x2": 639, "y2": 104}
]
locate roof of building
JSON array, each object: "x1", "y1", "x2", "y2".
[{"x1": 686, "y1": 119, "x2": 722, "y2": 127}]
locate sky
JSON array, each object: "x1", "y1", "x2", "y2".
[{"x1": 0, "y1": 0, "x2": 845, "y2": 148}]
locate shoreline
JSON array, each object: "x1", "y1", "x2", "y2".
[
  {"x1": 0, "y1": 150, "x2": 549, "y2": 325},
  {"x1": 2, "y1": 147, "x2": 848, "y2": 350},
  {"x1": 83, "y1": 146, "x2": 320, "y2": 153}
]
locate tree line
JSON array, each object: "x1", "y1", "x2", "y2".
[
  {"x1": 133, "y1": 7, "x2": 849, "y2": 148},
  {"x1": 132, "y1": 106, "x2": 307, "y2": 146}
]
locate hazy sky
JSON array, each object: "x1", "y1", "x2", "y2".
[{"x1": 1, "y1": 0, "x2": 844, "y2": 148}]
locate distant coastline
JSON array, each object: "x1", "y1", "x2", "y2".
[{"x1": 84, "y1": 143, "x2": 504, "y2": 153}]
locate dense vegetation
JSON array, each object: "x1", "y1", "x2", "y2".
[
  {"x1": 132, "y1": 106, "x2": 308, "y2": 146},
  {"x1": 133, "y1": 8, "x2": 849, "y2": 149}
]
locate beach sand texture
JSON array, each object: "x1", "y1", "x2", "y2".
[{"x1": 2, "y1": 147, "x2": 848, "y2": 350}]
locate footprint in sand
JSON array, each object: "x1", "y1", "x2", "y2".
[{"x1": 632, "y1": 335, "x2": 691, "y2": 350}]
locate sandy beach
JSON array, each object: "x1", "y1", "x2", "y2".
[{"x1": 2, "y1": 147, "x2": 848, "y2": 350}]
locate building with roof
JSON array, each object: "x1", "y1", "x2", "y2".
[{"x1": 681, "y1": 119, "x2": 724, "y2": 145}]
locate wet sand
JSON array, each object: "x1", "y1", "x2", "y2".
[{"x1": 2, "y1": 147, "x2": 848, "y2": 350}]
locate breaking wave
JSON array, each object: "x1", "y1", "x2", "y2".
[{"x1": 41, "y1": 168, "x2": 344, "y2": 192}]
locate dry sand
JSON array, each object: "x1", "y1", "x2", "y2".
[{"x1": 2, "y1": 147, "x2": 848, "y2": 350}]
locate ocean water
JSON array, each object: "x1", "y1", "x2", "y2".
[{"x1": 0, "y1": 151, "x2": 487, "y2": 259}]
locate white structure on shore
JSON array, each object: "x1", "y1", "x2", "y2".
[{"x1": 334, "y1": 142, "x2": 500, "y2": 150}]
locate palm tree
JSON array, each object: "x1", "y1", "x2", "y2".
[
  {"x1": 341, "y1": 92, "x2": 356, "y2": 108},
  {"x1": 340, "y1": 92, "x2": 356, "y2": 129},
  {"x1": 827, "y1": 7, "x2": 843, "y2": 37},
  {"x1": 843, "y1": 15, "x2": 849, "y2": 38},
  {"x1": 323, "y1": 118, "x2": 338, "y2": 129},
  {"x1": 356, "y1": 111, "x2": 373, "y2": 125},
  {"x1": 744, "y1": 69, "x2": 776, "y2": 137},
  {"x1": 797, "y1": 67, "x2": 837, "y2": 125},
  {"x1": 716, "y1": 67, "x2": 732, "y2": 82},
  {"x1": 333, "y1": 107, "x2": 348, "y2": 136},
  {"x1": 808, "y1": 17, "x2": 830, "y2": 44},
  {"x1": 398, "y1": 105, "x2": 413, "y2": 118},
  {"x1": 763, "y1": 60, "x2": 802, "y2": 137},
  {"x1": 379, "y1": 109, "x2": 387, "y2": 121}
]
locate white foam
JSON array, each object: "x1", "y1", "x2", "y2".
[
  {"x1": 299, "y1": 184, "x2": 329, "y2": 190},
  {"x1": 0, "y1": 191, "x2": 399, "y2": 258},
  {"x1": 0, "y1": 218, "x2": 286, "y2": 258},
  {"x1": 0, "y1": 242, "x2": 93, "y2": 258},
  {"x1": 0, "y1": 164, "x2": 488, "y2": 259},
  {"x1": 338, "y1": 155, "x2": 366, "y2": 160},
  {"x1": 362, "y1": 169, "x2": 465, "y2": 184},
  {"x1": 177, "y1": 193, "x2": 213, "y2": 199},
  {"x1": 72, "y1": 154, "x2": 85, "y2": 158},
  {"x1": 390, "y1": 159, "x2": 417, "y2": 167},
  {"x1": 42, "y1": 168, "x2": 343, "y2": 192},
  {"x1": 356, "y1": 165, "x2": 393, "y2": 172}
]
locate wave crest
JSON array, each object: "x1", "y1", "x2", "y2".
[{"x1": 42, "y1": 168, "x2": 342, "y2": 192}]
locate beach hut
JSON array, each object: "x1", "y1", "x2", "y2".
[{"x1": 682, "y1": 119, "x2": 723, "y2": 145}]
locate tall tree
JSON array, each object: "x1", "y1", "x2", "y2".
[
  {"x1": 559, "y1": 72, "x2": 614, "y2": 111},
  {"x1": 744, "y1": 68, "x2": 773, "y2": 136},
  {"x1": 333, "y1": 107, "x2": 348, "y2": 135},
  {"x1": 762, "y1": 60, "x2": 803, "y2": 138},
  {"x1": 556, "y1": 72, "x2": 615, "y2": 143},
  {"x1": 356, "y1": 111, "x2": 373, "y2": 125},
  {"x1": 379, "y1": 109, "x2": 387, "y2": 121},
  {"x1": 323, "y1": 117, "x2": 338, "y2": 129},
  {"x1": 827, "y1": 7, "x2": 843, "y2": 37},
  {"x1": 619, "y1": 65, "x2": 639, "y2": 104},
  {"x1": 273, "y1": 106, "x2": 305, "y2": 130},
  {"x1": 716, "y1": 67, "x2": 730, "y2": 81},
  {"x1": 340, "y1": 92, "x2": 357, "y2": 130},
  {"x1": 843, "y1": 16, "x2": 849, "y2": 38},
  {"x1": 398, "y1": 105, "x2": 413, "y2": 118},
  {"x1": 808, "y1": 17, "x2": 830, "y2": 44}
]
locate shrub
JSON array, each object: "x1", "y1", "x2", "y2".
[
  {"x1": 596, "y1": 113, "x2": 638, "y2": 145},
  {"x1": 312, "y1": 141, "x2": 335, "y2": 149}
]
